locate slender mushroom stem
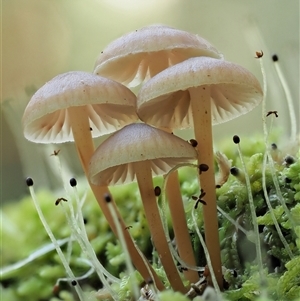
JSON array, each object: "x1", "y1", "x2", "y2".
[
  {"x1": 67, "y1": 106, "x2": 95, "y2": 175},
  {"x1": 134, "y1": 160, "x2": 187, "y2": 293},
  {"x1": 189, "y1": 86, "x2": 223, "y2": 289},
  {"x1": 67, "y1": 106, "x2": 165, "y2": 290},
  {"x1": 165, "y1": 171, "x2": 199, "y2": 283},
  {"x1": 159, "y1": 128, "x2": 198, "y2": 283},
  {"x1": 166, "y1": 170, "x2": 199, "y2": 283}
]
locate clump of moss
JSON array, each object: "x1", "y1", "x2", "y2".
[{"x1": 1, "y1": 136, "x2": 299, "y2": 301}]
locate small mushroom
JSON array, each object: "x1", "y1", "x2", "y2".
[
  {"x1": 94, "y1": 24, "x2": 222, "y2": 87},
  {"x1": 22, "y1": 71, "x2": 163, "y2": 289},
  {"x1": 89, "y1": 123, "x2": 198, "y2": 293},
  {"x1": 137, "y1": 56, "x2": 263, "y2": 287},
  {"x1": 22, "y1": 70, "x2": 137, "y2": 200}
]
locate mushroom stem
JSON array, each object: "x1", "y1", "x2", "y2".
[
  {"x1": 160, "y1": 127, "x2": 198, "y2": 283},
  {"x1": 68, "y1": 106, "x2": 95, "y2": 175},
  {"x1": 67, "y1": 107, "x2": 165, "y2": 290},
  {"x1": 134, "y1": 160, "x2": 187, "y2": 293},
  {"x1": 165, "y1": 171, "x2": 199, "y2": 282},
  {"x1": 189, "y1": 86, "x2": 223, "y2": 289},
  {"x1": 165, "y1": 171, "x2": 199, "y2": 283}
]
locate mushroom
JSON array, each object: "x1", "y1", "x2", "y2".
[
  {"x1": 22, "y1": 71, "x2": 164, "y2": 290},
  {"x1": 89, "y1": 123, "x2": 198, "y2": 293},
  {"x1": 137, "y1": 56, "x2": 263, "y2": 287},
  {"x1": 94, "y1": 24, "x2": 223, "y2": 87},
  {"x1": 22, "y1": 71, "x2": 137, "y2": 194},
  {"x1": 94, "y1": 24, "x2": 223, "y2": 284}
]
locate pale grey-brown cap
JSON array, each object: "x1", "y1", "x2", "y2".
[
  {"x1": 94, "y1": 24, "x2": 223, "y2": 87},
  {"x1": 23, "y1": 71, "x2": 138, "y2": 143},
  {"x1": 89, "y1": 123, "x2": 197, "y2": 186},
  {"x1": 137, "y1": 56, "x2": 263, "y2": 129}
]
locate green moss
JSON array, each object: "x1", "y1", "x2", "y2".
[{"x1": 1, "y1": 134, "x2": 299, "y2": 301}]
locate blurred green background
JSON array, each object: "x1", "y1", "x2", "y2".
[{"x1": 1, "y1": 0, "x2": 299, "y2": 202}]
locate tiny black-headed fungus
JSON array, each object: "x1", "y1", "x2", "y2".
[
  {"x1": 104, "y1": 193, "x2": 112, "y2": 203},
  {"x1": 233, "y1": 135, "x2": 240, "y2": 144},
  {"x1": 26, "y1": 177, "x2": 34, "y2": 187},
  {"x1": 70, "y1": 178, "x2": 77, "y2": 187},
  {"x1": 272, "y1": 54, "x2": 279, "y2": 62},
  {"x1": 71, "y1": 280, "x2": 77, "y2": 286},
  {"x1": 199, "y1": 163, "x2": 209, "y2": 174},
  {"x1": 284, "y1": 155, "x2": 295, "y2": 166},
  {"x1": 154, "y1": 186, "x2": 161, "y2": 196},
  {"x1": 189, "y1": 139, "x2": 198, "y2": 147},
  {"x1": 255, "y1": 50, "x2": 264, "y2": 58},
  {"x1": 230, "y1": 167, "x2": 240, "y2": 177},
  {"x1": 271, "y1": 143, "x2": 277, "y2": 150}
]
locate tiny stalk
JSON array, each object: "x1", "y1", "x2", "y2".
[
  {"x1": 134, "y1": 160, "x2": 187, "y2": 293},
  {"x1": 189, "y1": 86, "x2": 223, "y2": 288},
  {"x1": 160, "y1": 128, "x2": 199, "y2": 284}
]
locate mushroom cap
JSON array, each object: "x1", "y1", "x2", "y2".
[
  {"x1": 23, "y1": 71, "x2": 138, "y2": 143},
  {"x1": 89, "y1": 123, "x2": 197, "y2": 186},
  {"x1": 137, "y1": 56, "x2": 263, "y2": 129},
  {"x1": 94, "y1": 24, "x2": 223, "y2": 87}
]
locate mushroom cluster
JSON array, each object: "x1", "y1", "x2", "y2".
[{"x1": 23, "y1": 24, "x2": 263, "y2": 297}]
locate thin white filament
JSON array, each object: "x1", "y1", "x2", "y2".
[
  {"x1": 55, "y1": 258, "x2": 95, "y2": 284},
  {"x1": 259, "y1": 57, "x2": 294, "y2": 259},
  {"x1": 28, "y1": 185, "x2": 85, "y2": 301},
  {"x1": 259, "y1": 57, "x2": 295, "y2": 230},
  {"x1": 59, "y1": 191, "x2": 120, "y2": 287},
  {"x1": 106, "y1": 199, "x2": 140, "y2": 300},
  {"x1": 235, "y1": 142, "x2": 264, "y2": 281},
  {"x1": 216, "y1": 206, "x2": 249, "y2": 236},
  {"x1": 59, "y1": 200, "x2": 120, "y2": 301},
  {"x1": 52, "y1": 153, "x2": 121, "y2": 289},
  {"x1": 262, "y1": 153, "x2": 294, "y2": 259},
  {"x1": 191, "y1": 208, "x2": 221, "y2": 297},
  {"x1": 71, "y1": 187, "x2": 120, "y2": 283},
  {"x1": 0, "y1": 238, "x2": 69, "y2": 277},
  {"x1": 273, "y1": 61, "x2": 297, "y2": 140}
]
